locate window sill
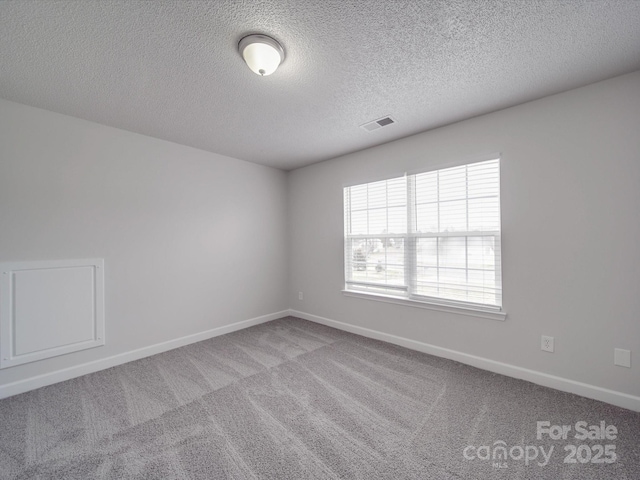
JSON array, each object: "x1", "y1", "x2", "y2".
[{"x1": 342, "y1": 290, "x2": 507, "y2": 321}]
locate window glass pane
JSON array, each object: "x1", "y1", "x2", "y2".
[
  {"x1": 417, "y1": 238, "x2": 437, "y2": 267},
  {"x1": 349, "y1": 239, "x2": 370, "y2": 282},
  {"x1": 468, "y1": 197, "x2": 500, "y2": 231},
  {"x1": 387, "y1": 206, "x2": 407, "y2": 234},
  {"x1": 415, "y1": 171, "x2": 437, "y2": 204},
  {"x1": 468, "y1": 236, "x2": 496, "y2": 269},
  {"x1": 367, "y1": 181, "x2": 387, "y2": 208},
  {"x1": 349, "y1": 184, "x2": 368, "y2": 210},
  {"x1": 468, "y1": 160, "x2": 499, "y2": 198},
  {"x1": 348, "y1": 237, "x2": 405, "y2": 287},
  {"x1": 467, "y1": 269, "x2": 497, "y2": 305},
  {"x1": 439, "y1": 200, "x2": 467, "y2": 232},
  {"x1": 415, "y1": 271, "x2": 438, "y2": 298},
  {"x1": 438, "y1": 165, "x2": 466, "y2": 201},
  {"x1": 350, "y1": 210, "x2": 367, "y2": 235},
  {"x1": 368, "y1": 208, "x2": 386, "y2": 235},
  {"x1": 437, "y1": 268, "x2": 467, "y2": 301},
  {"x1": 416, "y1": 203, "x2": 437, "y2": 232},
  {"x1": 387, "y1": 177, "x2": 407, "y2": 206},
  {"x1": 467, "y1": 268, "x2": 496, "y2": 289},
  {"x1": 380, "y1": 239, "x2": 405, "y2": 286},
  {"x1": 438, "y1": 237, "x2": 466, "y2": 268},
  {"x1": 385, "y1": 262, "x2": 405, "y2": 286}
]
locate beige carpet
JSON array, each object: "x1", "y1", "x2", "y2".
[{"x1": 0, "y1": 316, "x2": 638, "y2": 479}]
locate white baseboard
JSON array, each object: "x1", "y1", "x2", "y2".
[
  {"x1": 289, "y1": 309, "x2": 640, "y2": 412},
  {"x1": 0, "y1": 310, "x2": 288, "y2": 399}
]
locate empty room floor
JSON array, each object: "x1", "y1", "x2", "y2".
[{"x1": 1, "y1": 316, "x2": 638, "y2": 479}]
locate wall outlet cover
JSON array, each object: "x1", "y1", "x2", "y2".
[
  {"x1": 614, "y1": 348, "x2": 631, "y2": 368},
  {"x1": 541, "y1": 335, "x2": 554, "y2": 353}
]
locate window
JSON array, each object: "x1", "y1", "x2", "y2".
[{"x1": 344, "y1": 158, "x2": 502, "y2": 313}]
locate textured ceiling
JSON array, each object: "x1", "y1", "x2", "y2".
[{"x1": 1, "y1": 1, "x2": 640, "y2": 170}]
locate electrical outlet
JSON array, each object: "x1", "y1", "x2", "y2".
[
  {"x1": 298, "y1": 291, "x2": 303, "y2": 300},
  {"x1": 541, "y1": 335, "x2": 554, "y2": 353},
  {"x1": 614, "y1": 348, "x2": 631, "y2": 368}
]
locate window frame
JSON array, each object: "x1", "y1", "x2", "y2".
[{"x1": 343, "y1": 157, "x2": 505, "y2": 321}]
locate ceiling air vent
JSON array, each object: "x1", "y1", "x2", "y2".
[{"x1": 360, "y1": 116, "x2": 396, "y2": 132}]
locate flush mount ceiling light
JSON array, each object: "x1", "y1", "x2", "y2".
[{"x1": 238, "y1": 34, "x2": 285, "y2": 76}]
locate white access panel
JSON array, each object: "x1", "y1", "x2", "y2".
[{"x1": 0, "y1": 258, "x2": 105, "y2": 369}]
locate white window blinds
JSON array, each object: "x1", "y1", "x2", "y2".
[{"x1": 344, "y1": 158, "x2": 502, "y2": 310}]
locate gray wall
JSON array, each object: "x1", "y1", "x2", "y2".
[
  {"x1": 0, "y1": 99, "x2": 289, "y2": 387},
  {"x1": 288, "y1": 71, "x2": 640, "y2": 397}
]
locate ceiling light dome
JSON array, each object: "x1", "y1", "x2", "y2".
[{"x1": 238, "y1": 34, "x2": 285, "y2": 76}]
